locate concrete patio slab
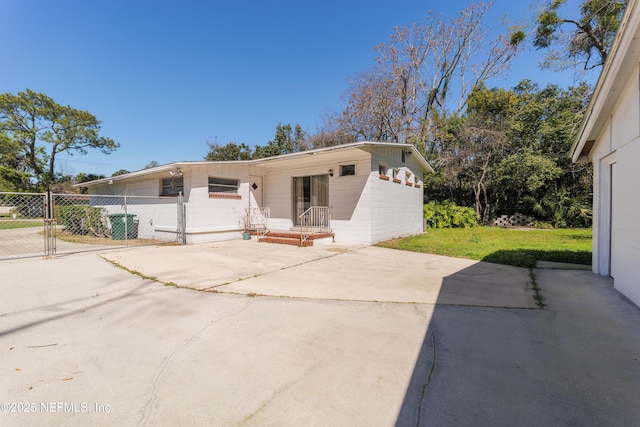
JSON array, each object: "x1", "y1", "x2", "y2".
[
  {"x1": 100, "y1": 240, "x2": 354, "y2": 290},
  {"x1": 101, "y1": 241, "x2": 537, "y2": 308}
]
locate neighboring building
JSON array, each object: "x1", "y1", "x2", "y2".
[
  {"x1": 78, "y1": 141, "x2": 433, "y2": 246},
  {"x1": 571, "y1": 0, "x2": 640, "y2": 306}
]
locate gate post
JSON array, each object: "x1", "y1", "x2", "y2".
[
  {"x1": 177, "y1": 192, "x2": 186, "y2": 245},
  {"x1": 43, "y1": 191, "x2": 56, "y2": 259},
  {"x1": 123, "y1": 193, "x2": 128, "y2": 246}
]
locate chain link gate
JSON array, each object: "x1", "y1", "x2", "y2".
[
  {"x1": 0, "y1": 191, "x2": 185, "y2": 261},
  {"x1": 0, "y1": 192, "x2": 48, "y2": 259}
]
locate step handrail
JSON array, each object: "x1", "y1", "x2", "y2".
[
  {"x1": 245, "y1": 207, "x2": 270, "y2": 239},
  {"x1": 298, "y1": 206, "x2": 330, "y2": 244}
]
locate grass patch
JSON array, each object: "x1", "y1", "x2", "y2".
[
  {"x1": 0, "y1": 219, "x2": 44, "y2": 229},
  {"x1": 101, "y1": 257, "x2": 158, "y2": 282},
  {"x1": 376, "y1": 227, "x2": 592, "y2": 268}
]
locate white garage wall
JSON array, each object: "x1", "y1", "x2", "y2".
[
  {"x1": 609, "y1": 138, "x2": 640, "y2": 306},
  {"x1": 590, "y1": 64, "x2": 640, "y2": 307}
]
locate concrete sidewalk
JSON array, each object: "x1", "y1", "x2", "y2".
[{"x1": 1, "y1": 242, "x2": 639, "y2": 426}]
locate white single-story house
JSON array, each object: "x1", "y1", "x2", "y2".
[
  {"x1": 78, "y1": 141, "x2": 433, "y2": 246},
  {"x1": 571, "y1": 0, "x2": 640, "y2": 307}
]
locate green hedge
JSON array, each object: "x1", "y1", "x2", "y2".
[
  {"x1": 55, "y1": 205, "x2": 110, "y2": 237},
  {"x1": 424, "y1": 200, "x2": 478, "y2": 228}
]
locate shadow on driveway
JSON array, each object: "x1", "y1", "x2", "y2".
[
  {"x1": 395, "y1": 262, "x2": 640, "y2": 426},
  {"x1": 0, "y1": 282, "x2": 154, "y2": 338}
]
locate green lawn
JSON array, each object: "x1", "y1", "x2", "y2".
[
  {"x1": 0, "y1": 219, "x2": 44, "y2": 230},
  {"x1": 376, "y1": 227, "x2": 592, "y2": 268}
]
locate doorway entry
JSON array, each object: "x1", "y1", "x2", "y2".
[
  {"x1": 599, "y1": 153, "x2": 616, "y2": 277},
  {"x1": 292, "y1": 175, "x2": 329, "y2": 225}
]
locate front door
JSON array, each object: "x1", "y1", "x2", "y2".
[{"x1": 293, "y1": 175, "x2": 329, "y2": 225}]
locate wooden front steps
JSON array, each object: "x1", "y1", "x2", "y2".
[{"x1": 255, "y1": 230, "x2": 334, "y2": 247}]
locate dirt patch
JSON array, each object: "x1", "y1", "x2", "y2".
[{"x1": 52, "y1": 230, "x2": 175, "y2": 246}]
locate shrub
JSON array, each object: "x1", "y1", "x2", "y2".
[
  {"x1": 55, "y1": 205, "x2": 110, "y2": 237},
  {"x1": 528, "y1": 189, "x2": 592, "y2": 228},
  {"x1": 531, "y1": 220, "x2": 554, "y2": 229},
  {"x1": 424, "y1": 200, "x2": 478, "y2": 228}
]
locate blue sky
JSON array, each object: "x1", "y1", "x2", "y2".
[{"x1": 1, "y1": 0, "x2": 591, "y2": 177}]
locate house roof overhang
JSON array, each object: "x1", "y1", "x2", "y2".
[
  {"x1": 75, "y1": 141, "x2": 434, "y2": 188},
  {"x1": 571, "y1": 0, "x2": 640, "y2": 163},
  {"x1": 73, "y1": 160, "x2": 245, "y2": 188},
  {"x1": 250, "y1": 141, "x2": 434, "y2": 173}
]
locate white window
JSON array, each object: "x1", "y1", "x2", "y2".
[
  {"x1": 340, "y1": 164, "x2": 356, "y2": 176},
  {"x1": 208, "y1": 177, "x2": 239, "y2": 193},
  {"x1": 161, "y1": 177, "x2": 183, "y2": 196}
]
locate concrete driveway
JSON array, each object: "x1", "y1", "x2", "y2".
[{"x1": 1, "y1": 241, "x2": 639, "y2": 426}]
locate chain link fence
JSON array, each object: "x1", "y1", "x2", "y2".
[
  {"x1": 0, "y1": 192, "x2": 48, "y2": 260},
  {"x1": 0, "y1": 192, "x2": 184, "y2": 260}
]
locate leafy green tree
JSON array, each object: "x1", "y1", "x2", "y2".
[
  {"x1": 0, "y1": 166, "x2": 28, "y2": 192},
  {"x1": 0, "y1": 89, "x2": 118, "y2": 188},
  {"x1": 427, "y1": 80, "x2": 592, "y2": 226},
  {"x1": 432, "y1": 85, "x2": 514, "y2": 219},
  {"x1": 505, "y1": 81, "x2": 592, "y2": 223},
  {"x1": 422, "y1": 172, "x2": 453, "y2": 202},
  {"x1": 111, "y1": 169, "x2": 130, "y2": 177},
  {"x1": 204, "y1": 124, "x2": 307, "y2": 161},
  {"x1": 204, "y1": 141, "x2": 253, "y2": 161},
  {"x1": 74, "y1": 172, "x2": 107, "y2": 194},
  {"x1": 144, "y1": 160, "x2": 160, "y2": 169},
  {"x1": 534, "y1": 0, "x2": 627, "y2": 70},
  {"x1": 253, "y1": 123, "x2": 307, "y2": 159},
  {"x1": 491, "y1": 148, "x2": 563, "y2": 213},
  {"x1": 75, "y1": 172, "x2": 106, "y2": 184},
  {"x1": 0, "y1": 131, "x2": 32, "y2": 191},
  {"x1": 509, "y1": 80, "x2": 590, "y2": 155}
]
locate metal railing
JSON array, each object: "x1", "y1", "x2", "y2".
[
  {"x1": 244, "y1": 207, "x2": 270, "y2": 238},
  {"x1": 298, "y1": 206, "x2": 331, "y2": 245}
]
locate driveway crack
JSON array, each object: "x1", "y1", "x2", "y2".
[
  {"x1": 416, "y1": 327, "x2": 437, "y2": 427},
  {"x1": 204, "y1": 250, "x2": 348, "y2": 291},
  {"x1": 235, "y1": 361, "x2": 322, "y2": 426},
  {"x1": 137, "y1": 301, "x2": 252, "y2": 426}
]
